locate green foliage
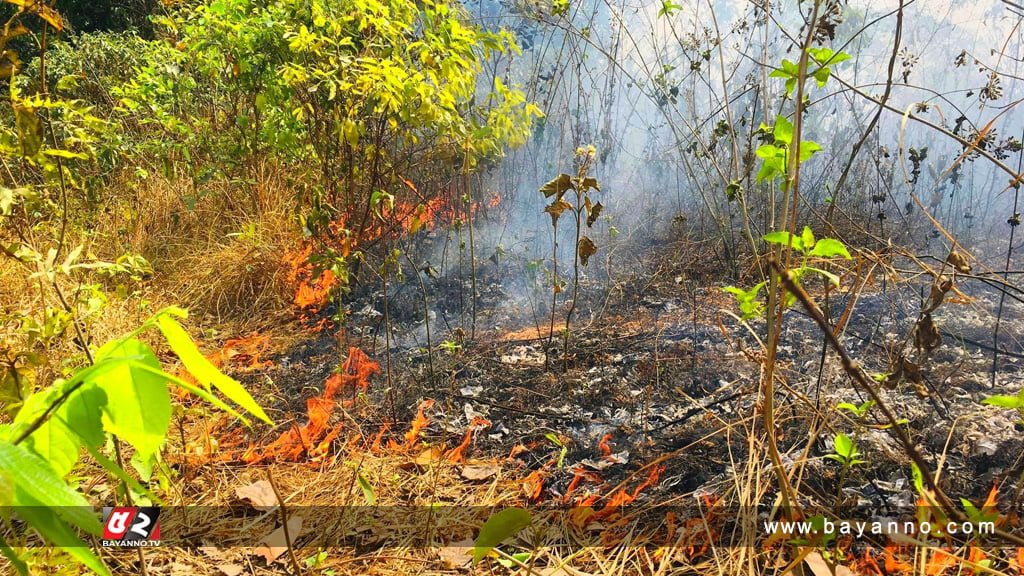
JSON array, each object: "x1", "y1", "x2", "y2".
[
  {"x1": 722, "y1": 282, "x2": 767, "y2": 320},
  {"x1": 755, "y1": 115, "x2": 822, "y2": 184},
  {"x1": 836, "y1": 400, "x2": 875, "y2": 419},
  {"x1": 473, "y1": 508, "x2": 533, "y2": 564},
  {"x1": 117, "y1": 0, "x2": 540, "y2": 208},
  {"x1": 982, "y1": 389, "x2": 1024, "y2": 423},
  {"x1": 724, "y1": 228, "x2": 850, "y2": 319},
  {"x1": 768, "y1": 49, "x2": 850, "y2": 96},
  {"x1": 0, "y1": 308, "x2": 270, "y2": 572},
  {"x1": 826, "y1": 433, "x2": 866, "y2": 467}
]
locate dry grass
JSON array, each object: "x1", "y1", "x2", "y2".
[{"x1": 98, "y1": 162, "x2": 303, "y2": 331}]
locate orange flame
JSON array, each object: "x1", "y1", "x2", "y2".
[
  {"x1": 598, "y1": 433, "x2": 613, "y2": 458},
  {"x1": 244, "y1": 347, "x2": 379, "y2": 463},
  {"x1": 523, "y1": 469, "x2": 546, "y2": 501},
  {"x1": 446, "y1": 416, "x2": 491, "y2": 463},
  {"x1": 404, "y1": 399, "x2": 436, "y2": 447},
  {"x1": 593, "y1": 465, "x2": 664, "y2": 520},
  {"x1": 284, "y1": 244, "x2": 338, "y2": 312},
  {"x1": 925, "y1": 548, "x2": 956, "y2": 576},
  {"x1": 209, "y1": 332, "x2": 274, "y2": 371}
]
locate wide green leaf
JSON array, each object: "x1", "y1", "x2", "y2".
[
  {"x1": 473, "y1": 508, "x2": 532, "y2": 564},
  {"x1": 763, "y1": 230, "x2": 803, "y2": 251},
  {"x1": 773, "y1": 115, "x2": 793, "y2": 146},
  {"x1": 12, "y1": 493, "x2": 110, "y2": 576},
  {"x1": 92, "y1": 339, "x2": 171, "y2": 473},
  {"x1": 0, "y1": 440, "x2": 101, "y2": 534},
  {"x1": 156, "y1": 315, "x2": 272, "y2": 424},
  {"x1": 808, "y1": 238, "x2": 852, "y2": 259},
  {"x1": 13, "y1": 386, "x2": 81, "y2": 478},
  {"x1": 982, "y1": 395, "x2": 1023, "y2": 409},
  {"x1": 797, "y1": 140, "x2": 822, "y2": 162},
  {"x1": 833, "y1": 433, "x2": 855, "y2": 459}
]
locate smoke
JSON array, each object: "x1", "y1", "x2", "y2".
[{"x1": 374, "y1": 0, "x2": 1024, "y2": 349}]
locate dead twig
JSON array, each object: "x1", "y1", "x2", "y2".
[
  {"x1": 771, "y1": 258, "x2": 1024, "y2": 547},
  {"x1": 267, "y1": 469, "x2": 304, "y2": 576}
]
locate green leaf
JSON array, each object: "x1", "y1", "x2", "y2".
[
  {"x1": 156, "y1": 315, "x2": 272, "y2": 424},
  {"x1": 833, "y1": 433, "x2": 855, "y2": 459},
  {"x1": 808, "y1": 238, "x2": 852, "y2": 259},
  {"x1": 42, "y1": 149, "x2": 89, "y2": 160},
  {"x1": 0, "y1": 440, "x2": 101, "y2": 534},
  {"x1": 755, "y1": 144, "x2": 781, "y2": 159},
  {"x1": 773, "y1": 115, "x2": 793, "y2": 146},
  {"x1": 357, "y1": 473, "x2": 376, "y2": 505},
  {"x1": 783, "y1": 77, "x2": 796, "y2": 96},
  {"x1": 800, "y1": 226, "x2": 815, "y2": 249},
  {"x1": 836, "y1": 403, "x2": 859, "y2": 414},
  {"x1": 14, "y1": 387, "x2": 82, "y2": 478},
  {"x1": 763, "y1": 231, "x2": 803, "y2": 252},
  {"x1": 813, "y1": 67, "x2": 831, "y2": 87},
  {"x1": 473, "y1": 508, "x2": 532, "y2": 564},
  {"x1": 982, "y1": 395, "x2": 1023, "y2": 409},
  {"x1": 798, "y1": 140, "x2": 823, "y2": 162},
  {"x1": 92, "y1": 339, "x2": 170, "y2": 473},
  {"x1": 805, "y1": 267, "x2": 841, "y2": 287},
  {"x1": 756, "y1": 156, "x2": 787, "y2": 184},
  {"x1": 658, "y1": 0, "x2": 682, "y2": 17},
  {"x1": 911, "y1": 463, "x2": 925, "y2": 493},
  {"x1": 11, "y1": 494, "x2": 110, "y2": 576},
  {"x1": 0, "y1": 534, "x2": 28, "y2": 575}
]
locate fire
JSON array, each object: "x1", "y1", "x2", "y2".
[
  {"x1": 522, "y1": 469, "x2": 546, "y2": 501},
  {"x1": 487, "y1": 193, "x2": 502, "y2": 208},
  {"x1": 925, "y1": 548, "x2": 956, "y2": 576},
  {"x1": 598, "y1": 433, "x2": 613, "y2": 458},
  {"x1": 593, "y1": 465, "x2": 664, "y2": 520},
  {"x1": 403, "y1": 399, "x2": 436, "y2": 447},
  {"x1": 284, "y1": 244, "x2": 338, "y2": 312},
  {"x1": 244, "y1": 347, "x2": 380, "y2": 463},
  {"x1": 446, "y1": 416, "x2": 491, "y2": 463},
  {"x1": 884, "y1": 544, "x2": 912, "y2": 573},
  {"x1": 209, "y1": 332, "x2": 274, "y2": 371}
]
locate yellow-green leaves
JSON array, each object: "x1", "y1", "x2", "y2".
[
  {"x1": 472, "y1": 508, "x2": 532, "y2": 564},
  {"x1": 723, "y1": 281, "x2": 767, "y2": 320},
  {"x1": 156, "y1": 314, "x2": 273, "y2": 425},
  {"x1": 763, "y1": 226, "x2": 851, "y2": 260},
  {"x1": 755, "y1": 116, "x2": 823, "y2": 184},
  {"x1": 769, "y1": 48, "x2": 850, "y2": 96},
  {"x1": 92, "y1": 339, "x2": 171, "y2": 472}
]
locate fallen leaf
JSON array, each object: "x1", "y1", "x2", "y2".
[
  {"x1": 437, "y1": 539, "x2": 474, "y2": 568},
  {"x1": 253, "y1": 516, "x2": 304, "y2": 564},
  {"x1": 236, "y1": 480, "x2": 279, "y2": 509},
  {"x1": 413, "y1": 446, "x2": 443, "y2": 467},
  {"x1": 461, "y1": 464, "x2": 500, "y2": 481},
  {"x1": 217, "y1": 564, "x2": 244, "y2": 576},
  {"x1": 805, "y1": 551, "x2": 855, "y2": 576}
]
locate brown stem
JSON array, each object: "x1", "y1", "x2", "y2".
[
  {"x1": 772, "y1": 258, "x2": 1024, "y2": 547},
  {"x1": 267, "y1": 470, "x2": 304, "y2": 576}
]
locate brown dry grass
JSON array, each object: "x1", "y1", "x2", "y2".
[{"x1": 112, "y1": 163, "x2": 301, "y2": 330}]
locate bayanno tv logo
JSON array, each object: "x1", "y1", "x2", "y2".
[{"x1": 101, "y1": 507, "x2": 161, "y2": 547}]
